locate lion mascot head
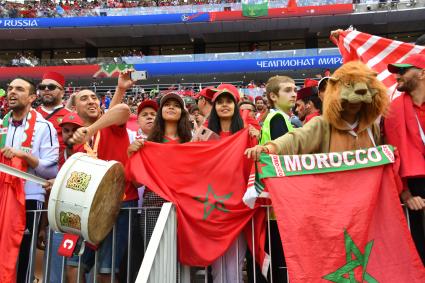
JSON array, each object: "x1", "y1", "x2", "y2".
[{"x1": 323, "y1": 61, "x2": 389, "y2": 129}]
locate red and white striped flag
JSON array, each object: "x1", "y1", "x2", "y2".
[{"x1": 332, "y1": 30, "x2": 425, "y2": 99}]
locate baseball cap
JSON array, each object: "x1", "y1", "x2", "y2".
[
  {"x1": 137, "y1": 99, "x2": 158, "y2": 115},
  {"x1": 59, "y1": 112, "x2": 84, "y2": 127},
  {"x1": 42, "y1": 71, "x2": 65, "y2": 88},
  {"x1": 194, "y1": 87, "x2": 214, "y2": 101},
  {"x1": 159, "y1": 92, "x2": 185, "y2": 109},
  {"x1": 297, "y1": 78, "x2": 318, "y2": 100},
  {"x1": 209, "y1": 84, "x2": 240, "y2": 103},
  {"x1": 387, "y1": 53, "x2": 425, "y2": 73}
]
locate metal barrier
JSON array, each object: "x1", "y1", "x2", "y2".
[
  {"x1": 21, "y1": 203, "x2": 412, "y2": 283},
  {"x1": 136, "y1": 203, "x2": 177, "y2": 283}
]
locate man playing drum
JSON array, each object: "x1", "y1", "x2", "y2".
[{"x1": 66, "y1": 89, "x2": 136, "y2": 283}]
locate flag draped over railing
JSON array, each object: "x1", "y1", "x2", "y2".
[
  {"x1": 331, "y1": 29, "x2": 425, "y2": 99},
  {"x1": 259, "y1": 147, "x2": 425, "y2": 283}
]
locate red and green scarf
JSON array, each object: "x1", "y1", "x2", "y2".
[{"x1": 0, "y1": 109, "x2": 37, "y2": 154}]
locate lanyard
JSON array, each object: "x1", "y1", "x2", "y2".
[
  {"x1": 415, "y1": 114, "x2": 425, "y2": 146},
  {"x1": 83, "y1": 131, "x2": 101, "y2": 158}
]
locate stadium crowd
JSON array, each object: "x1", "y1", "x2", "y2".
[
  {"x1": 0, "y1": 0, "x2": 239, "y2": 18},
  {"x1": 0, "y1": 31, "x2": 424, "y2": 283}
]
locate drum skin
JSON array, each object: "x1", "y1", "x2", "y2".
[{"x1": 48, "y1": 153, "x2": 126, "y2": 245}]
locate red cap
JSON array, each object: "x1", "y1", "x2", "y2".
[
  {"x1": 194, "y1": 86, "x2": 214, "y2": 101},
  {"x1": 388, "y1": 53, "x2": 425, "y2": 73},
  {"x1": 59, "y1": 112, "x2": 84, "y2": 127},
  {"x1": 297, "y1": 78, "x2": 318, "y2": 100},
  {"x1": 137, "y1": 100, "x2": 158, "y2": 115},
  {"x1": 210, "y1": 84, "x2": 240, "y2": 103},
  {"x1": 42, "y1": 72, "x2": 65, "y2": 88}
]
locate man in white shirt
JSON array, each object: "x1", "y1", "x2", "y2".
[{"x1": 1, "y1": 77, "x2": 59, "y2": 283}]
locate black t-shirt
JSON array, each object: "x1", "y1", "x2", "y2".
[
  {"x1": 270, "y1": 115, "x2": 289, "y2": 140},
  {"x1": 408, "y1": 178, "x2": 425, "y2": 198}
]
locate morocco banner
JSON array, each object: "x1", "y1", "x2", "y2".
[
  {"x1": 259, "y1": 146, "x2": 425, "y2": 282},
  {"x1": 242, "y1": 0, "x2": 268, "y2": 17},
  {"x1": 127, "y1": 130, "x2": 269, "y2": 273},
  {"x1": 0, "y1": 155, "x2": 26, "y2": 283}
]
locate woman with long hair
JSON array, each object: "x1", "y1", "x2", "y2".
[
  {"x1": 128, "y1": 92, "x2": 192, "y2": 249},
  {"x1": 207, "y1": 84, "x2": 248, "y2": 283}
]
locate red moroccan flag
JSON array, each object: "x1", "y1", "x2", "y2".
[
  {"x1": 0, "y1": 154, "x2": 26, "y2": 283},
  {"x1": 259, "y1": 146, "x2": 425, "y2": 283},
  {"x1": 127, "y1": 129, "x2": 269, "y2": 273}
]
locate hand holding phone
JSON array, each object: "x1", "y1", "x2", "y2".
[{"x1": 130, "y1": 71, "x2": 148, "y2": 81}]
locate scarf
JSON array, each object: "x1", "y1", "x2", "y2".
[{"x1": 0, "y1": 109, "x2": 37, "y2": 155}]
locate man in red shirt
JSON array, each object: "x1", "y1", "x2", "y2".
[
  {"x1": 36, "y1": 71, "x2": 70, "y2": 166},
  {"x1": 66, "y1": 89, "x2": 135, "y2": 282},
  {"x1": 195, "y1": 86, "x2": 214, "y2": 126},
  {"x1": 385, "y1": 53, "x2": 425, "y2": 265},
  {"x1": 295, "y1": 78, "x2": 319, "y2": 124}
]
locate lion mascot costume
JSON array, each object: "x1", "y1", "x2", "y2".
[{"x1": 265, "y1": 61, "x2": 389, "y2": 154}]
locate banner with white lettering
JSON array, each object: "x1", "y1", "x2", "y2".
[
  {"x1": 261, "y1": 146, "x2": 425, "y2": 283},
  {"x1": 258, "y1": 145, "x2": 395, "y2": 178}
]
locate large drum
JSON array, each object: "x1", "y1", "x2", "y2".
[{"x1": 48, "y1": 153, "x2": 126, "y2": 245}]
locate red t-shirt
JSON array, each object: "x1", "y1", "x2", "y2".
[
  {"x1": 37, "y1": 106, "x2": 71, "y2": 167},
  {"x1": 163, "y1": 136, "x2": 180, "y2": 144},
  {"x1": 304, "y1": 111, "x2": 321, "y2": 124},
  {"x1": 219, "y1": 131, "x2": 232, "y2": 138},
  {"x1": 413, "y1": 103, "x2": 425, "y2": 132},
  {"x1": 98, "y1": 124, "x2": 138, "y2": 201},
  {"x1": 76, "y1": 124, "x2": 138, "y2": 201}
]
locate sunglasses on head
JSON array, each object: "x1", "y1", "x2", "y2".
[{"x1": 38, "y1": 84, "x2": 62, "y2": 91}]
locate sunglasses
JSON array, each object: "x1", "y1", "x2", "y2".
[
  {"x1": 38, "y1": 84, "x2": 62, "y2": 91},
  {"x1": 397, "y1": 67, "x2": 414, "y2": 75}
]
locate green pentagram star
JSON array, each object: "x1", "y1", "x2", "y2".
[
  {"x1": 194, "y1": 184, "x2": 233, "y2": 220},
  {"x1": 323, "y1": 230, "x2": 378, "y2": 283}
]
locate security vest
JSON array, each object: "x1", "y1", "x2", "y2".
[{"x1": 260, "y1": 109, "x2": 294, "y2": 145}]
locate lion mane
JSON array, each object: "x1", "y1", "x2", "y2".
[{"x1": 322, "y1": 61, "x2": 389, "y2": 129}]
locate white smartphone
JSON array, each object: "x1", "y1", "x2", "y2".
[{"x1": 131, "y1": 71, "x2": 148, "y2": 81}]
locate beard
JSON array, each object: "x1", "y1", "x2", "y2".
[
  {"x1": 9, "y1": 102, "x2": 26, "y2": 112},
  {"x1": 41, "y1": 95, "x2": 60, "y2": 106},
  {"x1": 396, "y1": 78, "x2": 417, "y2": 93}
]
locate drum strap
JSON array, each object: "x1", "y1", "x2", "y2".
[{"x1": 84, "y1": 131, "x2": 101, "y2": 158}]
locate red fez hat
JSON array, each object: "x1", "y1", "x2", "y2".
[
  {"x1": 297, "y1": 78, "x2": 318, "y2": 100},
  {"x1": 42, "y1": 72, "x2": 65, "y2": 88}
]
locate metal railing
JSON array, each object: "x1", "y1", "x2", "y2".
[
  {"x1": 136, "y1": 203, "x2": 177, "y2": 283},
  {"x1": 19, "y1": 203, "x2": 413, "y2": 283}
]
